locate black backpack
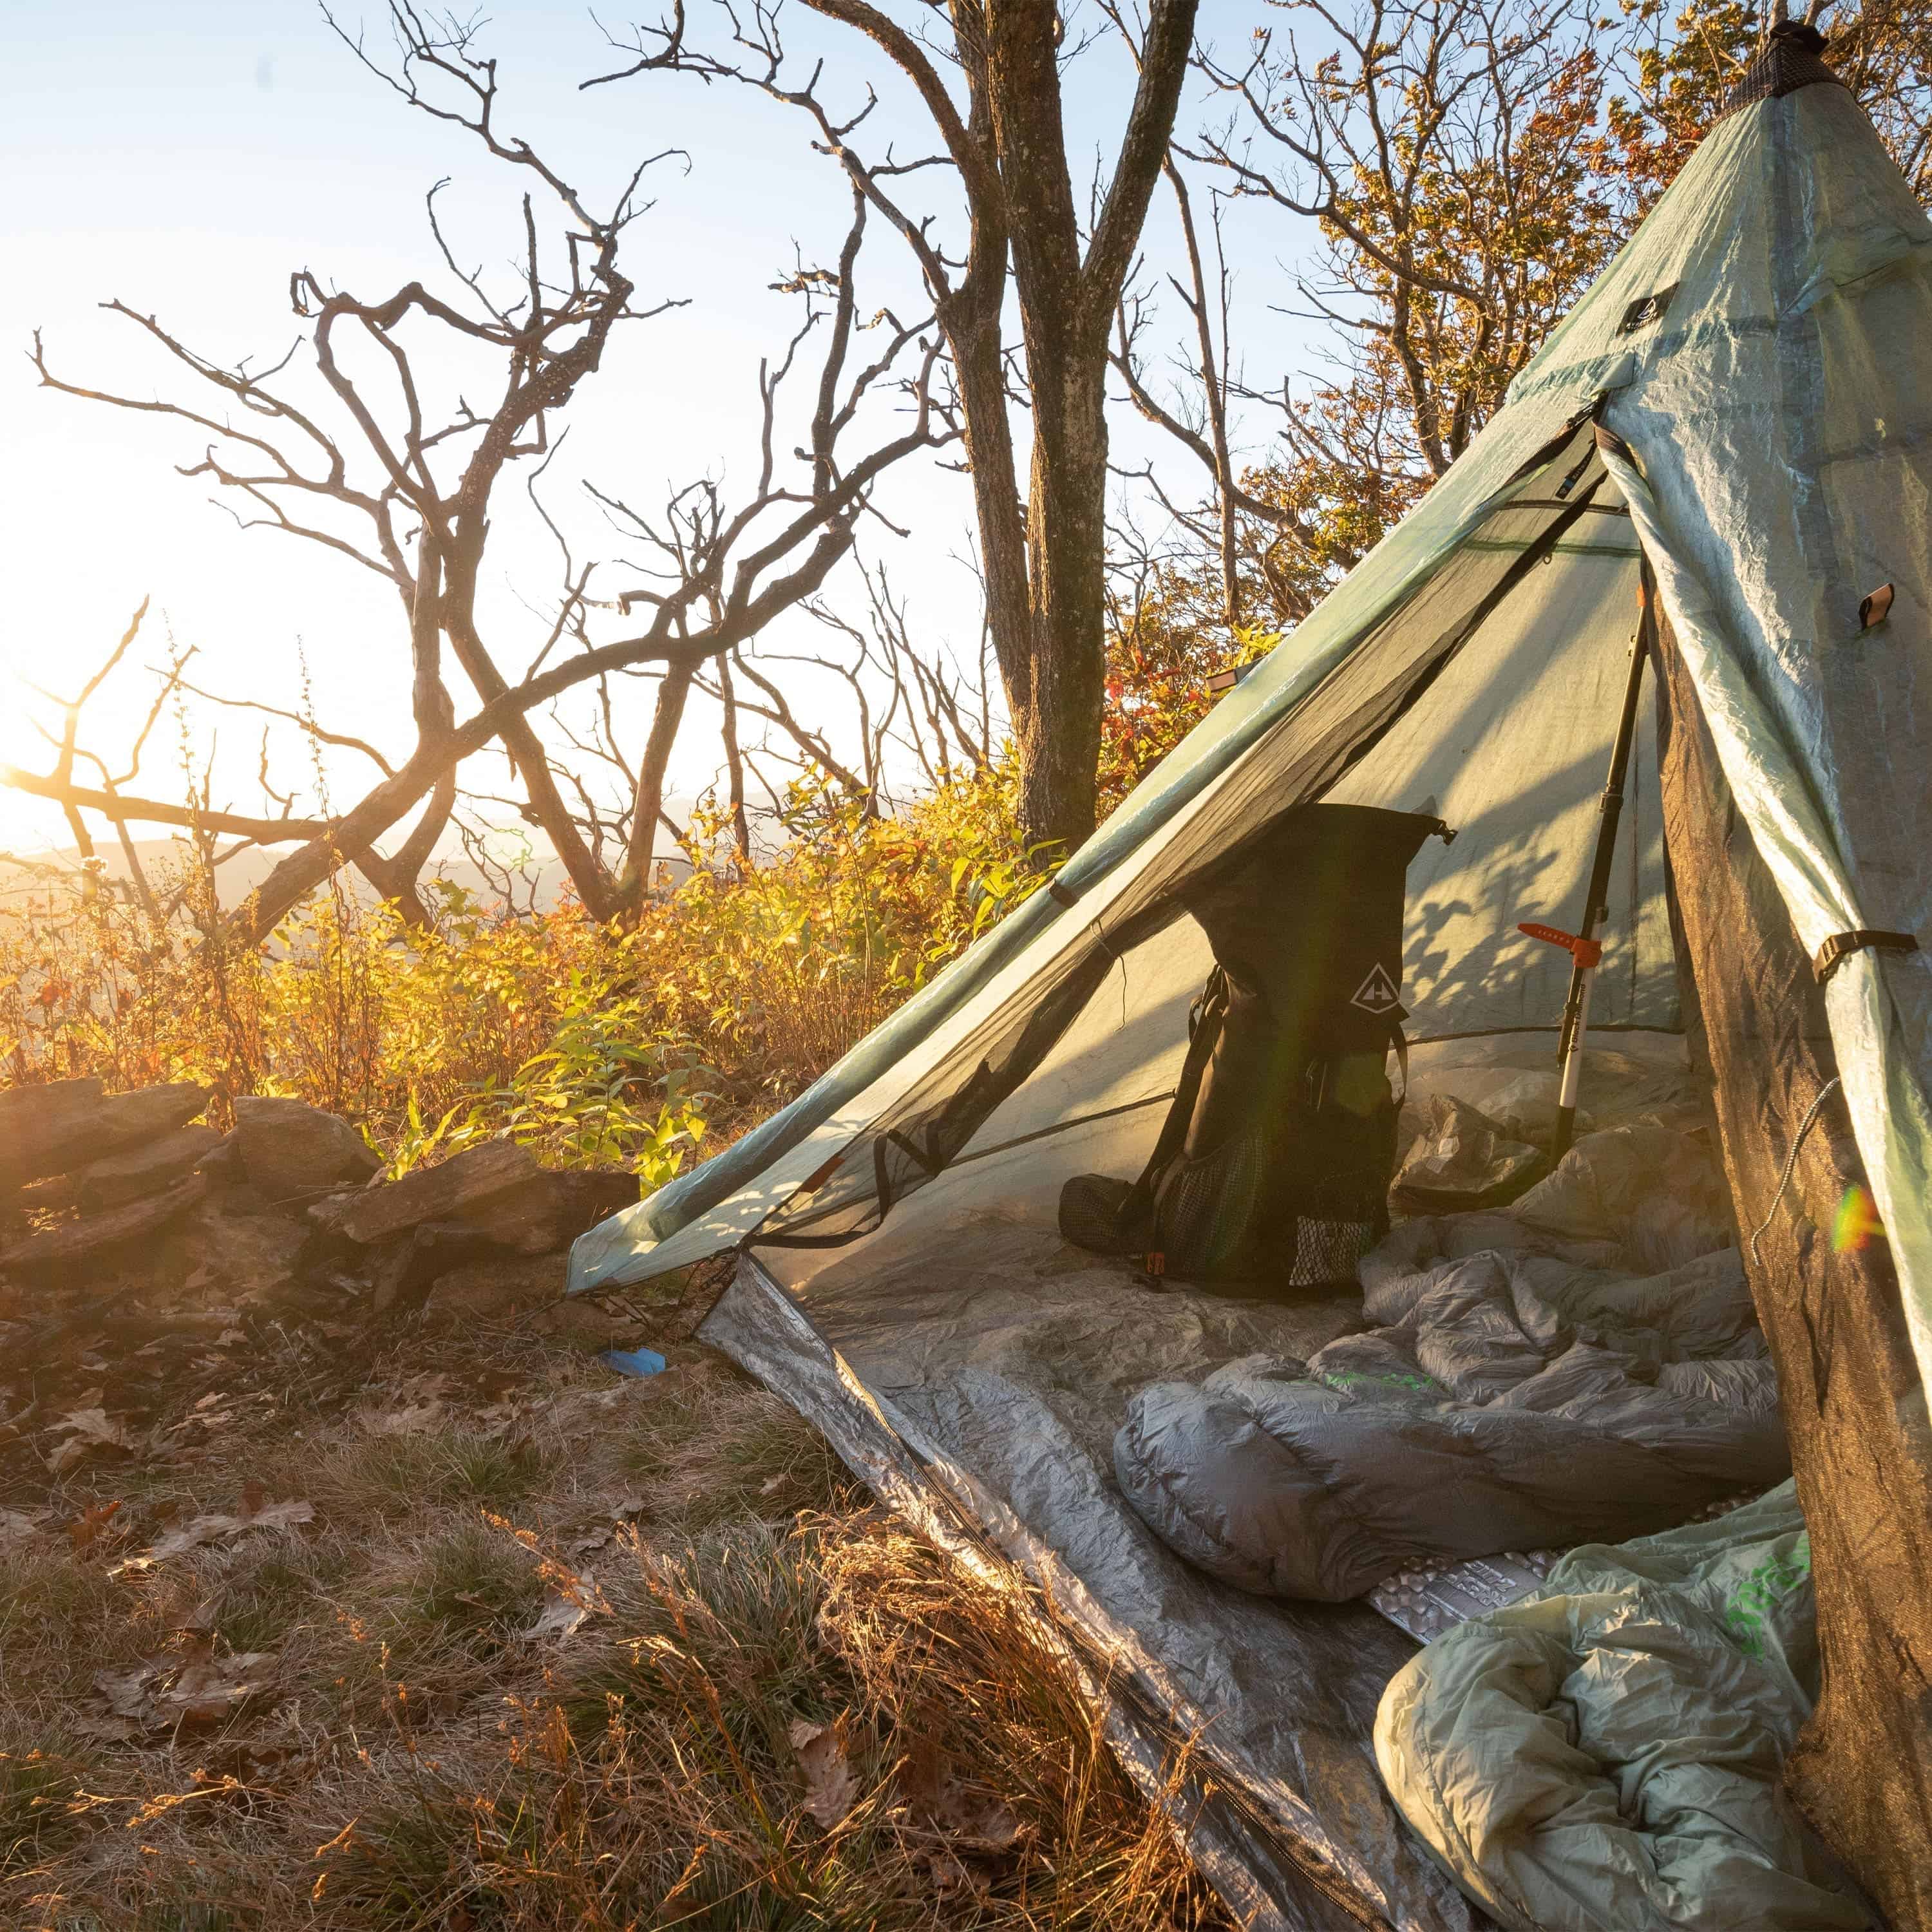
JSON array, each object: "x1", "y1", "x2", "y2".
[{"x1": 1059, "y1": 804, "x2": 1450, "y2": 1289}]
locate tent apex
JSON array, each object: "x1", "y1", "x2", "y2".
[{"x1": 1719, "y1": 17, "x2": 1846, "y2": 120}]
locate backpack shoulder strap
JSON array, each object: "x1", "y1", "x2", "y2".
[{"x1": 1126, "y1": 965, "x2": 1229, "y2": 1205}]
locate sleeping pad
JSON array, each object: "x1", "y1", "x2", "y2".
[
  {"x1": 1373, "y1": 1482, "x2": 1871, "y2": 1931},
  {"x1": 1113, "y1": 1125, "x2": 1788, "y2": 1600}
]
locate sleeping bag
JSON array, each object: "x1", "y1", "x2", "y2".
[
  {"x1": 1374, "y1": 1483, "x2": 1872, "y2": 1931},
  {"x1": 1113, "y1": 1125, "x2": 1788, "y2": 1599}
]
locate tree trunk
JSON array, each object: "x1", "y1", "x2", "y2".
[
  {"x1": 619, "y1": 661, "x2": 696, "y2": 914},
  {"x1": 1017, "y1": 355, "x2": 1110, "y2": 856},
  {"x1": 441, "y1": 542, "x2": 621, "y2": 923},
  {"x1": 948, "y1": 312, "x2": 1036, "y2": 746},
  {"x1": 1656, "y1": 616, "x2": 1932, "y2": 1929},
  {"x1": 716, "y1": 655, "x2": 753, "y2": 866}
]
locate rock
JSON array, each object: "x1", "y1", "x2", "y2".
[
  {"x1": 232, "y1": 1096, "x2": 379, "y2": 1206},
  {"x1": 459, "y1": 1164, "x2": 640, "y2": 1256},
  {"x1": 367, "y1": 1223, "x2": 497, "y2": 1317},
  {"x1": 0, "y1": 1078, "x2": 102, "y2": 1189},
  {"x1": 538, "y1": 1168, "x2": 641, "y2": 1239},
  {"x1": 310, "y1": 1146, "x2": 637, "y2": 1256},
  {"x1": 193, "y1": 1132, "x2": 246, "y2": 1183},
  {"x1": 0, "y1": 1172, "x2": 209, "y2": 1274},
  {"x1": 0, "y1": 1081, "x2": 209, "y2": 1191},
  {"x1": 310, "y1": 1140, "x2": 541, "y2": 1245},
  {"x1": 75, "y1": 1124, "x2": 224, "y2": 1211}
]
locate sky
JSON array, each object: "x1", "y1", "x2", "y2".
[{"x1": 0, "y1": 0, "x2": 1319, "y2": 863}]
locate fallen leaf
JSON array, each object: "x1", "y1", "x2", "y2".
[
  {"x1": 94, "y1": 1640, "x2": 278, "y2": 1732},
  {"x1": 0, "y1": 1401, "x2": 41, "y2": 1448},
  {"x1": 916, "y1": 1844, "x2": 990, "y2": 1899},
  {"x1": 0, "y1": 1506, "x2": 51, "y2": 1547},
  {"x1": 120, "y1": 1499, "x2": 315, "y2": 1569},
  {"x1": 361, "y1": 1401, "x2": 444, "y2": 1436},
  {"x1": 166, "y1": 1647, "x2": 278, "y2": 1725},
  {"x1": 46, "y1": 1406, "x2": 135, "y2": 1474},
  {"x1": 95, "y1": 1663, "x2": 162, "y2": 1721},
  {"x1": 564, "y1": 1493, "x2": 648, "y2": 1558},
  {"x1": 788, "y1": 1717, "x2": 858, "y2": 1830},
  {"x1": 520, "y1": 1587, "x2": 591, "y2": 1642},
  {"x1": 240, "y1": 1479, "x2": 267, "y2": 1519},
  {"x1": 70, "y1": 1709, "x2": 144, "y2": 1742},
  {"x1": 901, "y1": 1734, "x2": 1030, "y2": 1854},
  {"x1": 68, "y1": 1499, "x2": 124, "y2": 1552},
  {"x1": 216, "y1": 1328, "x2": 248, "y2": 1347}
]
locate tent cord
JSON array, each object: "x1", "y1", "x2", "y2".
[{"x1": 1748, "y1": 1075, "x2": 1842, "y2": 1271}]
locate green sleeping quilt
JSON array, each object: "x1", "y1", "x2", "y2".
[{"x1": 1374, "y1": 1483, "x2": 1875, "y2": 1931}]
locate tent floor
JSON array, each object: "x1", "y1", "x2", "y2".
[{"x1": 706, "y1": 1213, "x2": 1497, "y2": 1932}]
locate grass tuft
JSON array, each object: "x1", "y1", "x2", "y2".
[{"x1": 1, "y1": 1341, "x2": 1227, "y2": 1931}]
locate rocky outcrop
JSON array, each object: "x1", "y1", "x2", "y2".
[
  {"x1": 310, "y1": 1140, "x2": 543, "y2": 1245},
  {"x1": 311, "y1": 1142, "x2": 638, "y2": 1257},
  {"x1": 1, "y1": 1079, "x2": 636, "y2": 1329},
  {"x1": 0, "y1": 1080, "x2": 210, "y2": 1190},
  {"x1": 232, "y1": 1096, "x2": 381, "y2": 1204},
  {"x1": 75, "y1": 1125, "x2": 225, "y2": 1212},
  {"x1": 0, "y1": 1173, "x2": 210, "y2": 1274}
]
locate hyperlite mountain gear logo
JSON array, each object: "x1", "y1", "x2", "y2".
[{"x1": 1350, "y1": 962, "x2": 1401, "y2": 1014}]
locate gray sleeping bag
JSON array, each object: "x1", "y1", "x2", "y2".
[
  {"x1": 1114, "y1": 1127, "x2": 1788, "y2": 1600},
  {"x1": 1374, "y1": 1483, "x2": 1871, "y2": 1931}
]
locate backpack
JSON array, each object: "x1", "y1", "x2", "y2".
[{"x1": 1059, "y1": 804, "x2": 1450, "y2": 1289}]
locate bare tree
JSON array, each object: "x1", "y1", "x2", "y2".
[
  {"x1": 1097, "y1": 0, "x2": 1636, "y2": 636},
  {"x1": 591, "y1": 0, "x2": 1200, "y2": 857},
  {"x1": 11, "y1": 3, "x2": 948, "y2": 943},
  {"x1": 688, "y1": 556, "x2": 994, "y2": 820}
]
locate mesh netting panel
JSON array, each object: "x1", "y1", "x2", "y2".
[{"x1": 1718, "y1": 23, "x2": 1843, "y2": 118}]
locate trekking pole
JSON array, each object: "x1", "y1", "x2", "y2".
[{"x1": 1520, "y1": 562, "x2": 1656, "y2": 1162}]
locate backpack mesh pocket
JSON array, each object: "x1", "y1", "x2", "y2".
[{"x1": 1153, "y1": 1132, "x2": 1267, "y2": 1276}]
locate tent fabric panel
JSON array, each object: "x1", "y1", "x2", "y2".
[
  {"x1": 753, "y1": 454, "x2": 1627, "y2": 1246},
  {"x1": 944, "y1": 918, "x2": 1210, "y2": 1156},
  {"x1": 1606, "y1": 440, "x2": 1932, "y2": 1412},
  {"x1": 1323, "y1": 522, "x2": 1677, "y2": 1037},
  {"x1": 1506, "y1": 107, "x2": 1781, "y2": 417},
  {"x1": 574, "y1": 395, "x2": 1592, "y2": 1275},
  {"x1": 1592, "y1": 86, "x2": 1932, "y2": 1398}
]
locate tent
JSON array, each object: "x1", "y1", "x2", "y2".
[{"x1": 571, "y1": 28, "x2": 1932, "y2": 1929}]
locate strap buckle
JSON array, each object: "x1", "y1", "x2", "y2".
[{"x1": 1813, "y1": 929, "x2": 1918, "y2": 983}]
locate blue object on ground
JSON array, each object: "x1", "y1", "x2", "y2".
[{"x1": 600, "y1": 1346, "x2": 667, "y2": 1378}]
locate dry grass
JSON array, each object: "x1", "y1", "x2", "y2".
[{"x1": 1, "y1": 1295, "x2": 1227, "y2": 1932}]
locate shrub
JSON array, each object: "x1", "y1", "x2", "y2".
[{"x1": 0, "y1": 759, "x2": 1046, "y2": 1183}]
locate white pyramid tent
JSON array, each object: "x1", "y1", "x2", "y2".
[{"x1": 571, "y1": 33, "x2": 1932, "y2": 1928}]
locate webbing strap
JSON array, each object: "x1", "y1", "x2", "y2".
[
  {"x1": 1124, "y1": 966, "x2": 1229, "y2": 1211},
  {"x1": 1813, "y1": 929, "x2": 1919, "y2": 983}
]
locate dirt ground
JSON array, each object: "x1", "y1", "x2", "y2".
[{"x1": 0, "y1": 1251, "x2": 1227, "y2": 1931}]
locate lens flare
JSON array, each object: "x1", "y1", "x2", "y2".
[{"x1": 1832, "y1": 1184, "x2": 1884, "y2": 1254}]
